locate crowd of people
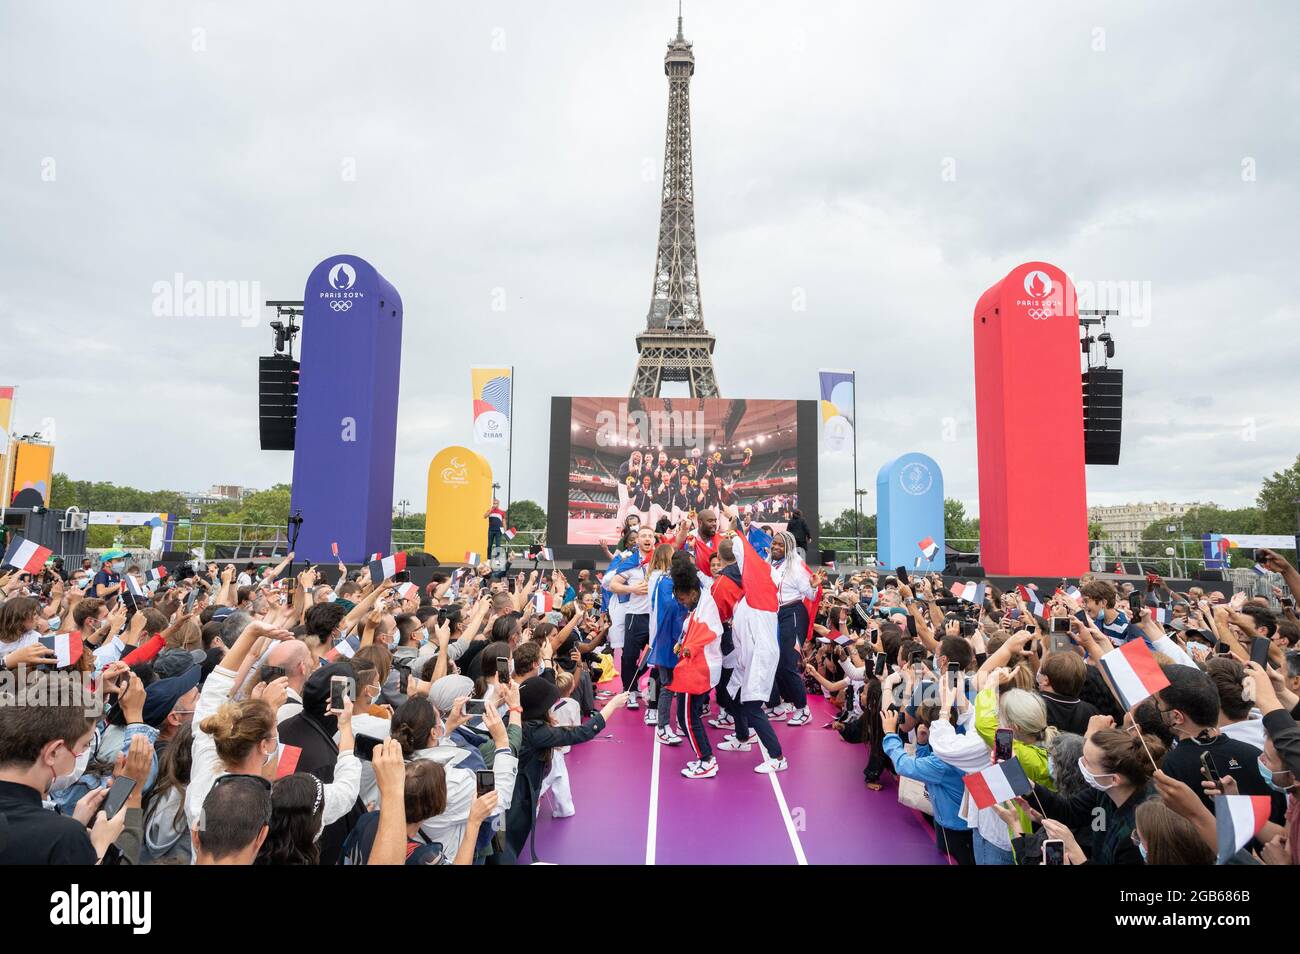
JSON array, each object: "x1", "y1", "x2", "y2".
[{"x1": 2, "y1": 510, "x2": 1299, "y2": 867}]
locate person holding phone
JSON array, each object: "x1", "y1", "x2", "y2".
[
  {"x1": 502, "y1": 677, "x2": 629, "y2": 862},
  {"x1": 768, "y1": 529, "x2": 815, "y2": 727}
]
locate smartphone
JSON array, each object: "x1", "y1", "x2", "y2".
[
  {"x1": 1282, "y1": 597, "x2": 1296, "y2": 609},
  {"x1": 1042, "y1": 839, "x2": 1065, "y2": 866},
  {"x1": 874, "y1": 654, "x2": 888, "y2": 677},
  {"x1": 946, "y1": 661, "x2": 961, "y2": 674},
  {"x1": 353, "y1": 733, "x2": 383, "y2": 761},
  {"x1": 1250, "y1": 637, "x2": 1272, "y2": 667},
  {"x1": 475, "y1": 769, "x2": 495, "y2": 797},
  {"x1": 895, "y1": 566, "x2": 909, "y2": 585},
  {"x1": 103, "y1": 776, "x2": 137, "y2": 820},
  {"x1": 261, "y1": 665, "x2": 287, "y2": 683},
  {"x1": 1050, "y1": 616, "x2": 1071, "y2": 634},
  {"x1": 1199, "y1": 751, "x2": 1221, "y2": 784},
  {"x1": 994, "y1": 728, "x2": 1014, "y2": 763},
  {"x1": 463, "y1": 698, "x2": 488, "y2": 717},
  {"x1": 185, "y1": 586, "x2": 200, "y2": 613},
  {"x1": 1127, "y1": 593, "x2": 1143, "y2": 615},
  {"x1": 329, "y1": 675, "x2": 349, "y2": 712},
  {"x1": 1047, "y1": 632, "x2": 1073, "y2": 656},
  {"x1": 496, "y1": 657, "x2": 510, "y2": 682}
]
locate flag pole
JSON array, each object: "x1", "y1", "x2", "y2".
[
  {"x1": 851, "y1": 370, "x2": 860, "y2": 568},
  {"x1": 0, "y1": 387, "x2": 17, "y2": 539},
  {"x1": 505, "y1": 365, "x2": 515, "y2": 517}
]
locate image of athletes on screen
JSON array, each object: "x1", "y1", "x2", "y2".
[{"x1": 565, "y1": 397, "x2": 799, "y2": 546}]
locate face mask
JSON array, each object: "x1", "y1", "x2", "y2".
[
  {"x1": 324, "y1": 593, "x2": 337, "y2": 603},
  {"x1": 1078, "y1": 756, "x2": 1118, "y2": 791},
  {"x1": 50, "y1": 744, "x2": 92, "y2": 795},
  {"x1": 112, "y1": 562, "x2": 125, "y2": 572},
  {"x1": 1047, "y1": 755, "x2": 1055, "y2": 779},
  {"x1": 76, "y1": 578, "x2": 90, "y2": 590},
  {"x1": 46, "y1": 615, "x2": 61, "y2": 631},
  {"x1": 1258, "y1": 756, "x2": 1292, "y2": 793},
  {"x1": 1093, "y1": 609, "x2": 1107, "y2": 624}
]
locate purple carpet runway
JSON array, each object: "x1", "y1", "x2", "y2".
[{"x1": 525, "y1": 679, "x2": 944, "y2": 866}]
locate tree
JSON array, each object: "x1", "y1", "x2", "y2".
[
  {"x1": 1256, "y1": 454, "x2": 1300, "y2": 534},
  {"x1": 818, "y1": 507, "x2": 876, "y2": 542},
  {"x1": 506, "y1": 499, "x2": 546, "y2": 531},
  {"x1": 944, "y1": 498, "x2": 978, "y2": 544},
  {"x1": 1087, "y1": 521, "x2": 1106, "y2": 541}
]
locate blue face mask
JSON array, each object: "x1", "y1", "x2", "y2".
[
  {"x1": 1093, "y1": 608, "x2": 1107, "y2": 624},
  {"x1": 1258, "y1": 756, "x2": 1291, "y2": 793},
  {"x1": 1047, "y1": 755, "x2": 1055, "y2": 779},
  {"x1": 112, "y1": 561, "x2": 125, "y2": 573}
]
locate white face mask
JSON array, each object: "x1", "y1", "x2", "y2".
[
  {"x1": 50, "y1": 743, "x2": 92, "y2": 795},
  {"x1": 1078, "y1": 756, "x2": 1118, "y2": 791}
]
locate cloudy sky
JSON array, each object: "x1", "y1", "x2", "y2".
[{"x1": 3, "y1": 0, "x2": 1297, "y2": 521}]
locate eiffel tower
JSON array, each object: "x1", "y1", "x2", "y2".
[{"x1": 630, "y1": 8, "x2": 720, "y2": 398}]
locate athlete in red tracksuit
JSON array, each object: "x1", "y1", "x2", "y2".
[{"x1": 666, "y1": 555, "x2": 724, "y2": 779}]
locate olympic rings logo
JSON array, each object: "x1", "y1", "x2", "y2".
[
  {"x1": 330, "y1": 301, "x2": 353, "y2": 312},
  {"x1": 1027, "y1": 309, "x2": 1053, "y2": 319}
]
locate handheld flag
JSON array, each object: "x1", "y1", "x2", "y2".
[
  {"x1": 536, "y1": 547, "x2": 554, "y2": 562},
  {"x1": 396, "y1": 581, "x2": 418, "y2": 601},
  {"x1": 326, "y1": 634, "x2": 361, "y2": 661},
  {"x1": 464, "y1": 552, "x2": 481, "y2": 566},
  {"x1": 918, "y1": 537, "x2": 939, "y2": 560},
  {"x1": 1099, "y1": 639, "x2": 1170, "y2": 710},
  {"x1": 950, "y1": 581, "x2": 986, "y2": 606},
  {"x1": 331, "y1": 542, "x2": 339, "y2": 558},
  {"x1": 2, "y1": 535, "x2": 52, "y2": 574},
  {"x1": 1252, "y1": 563, "x2": 1268, "y2": 577},
  {"x1": 367, "y1": 552, "x2": 407, "y2": 584},
  {"x1": 1017, "y1": 584, "x2": 1047, "y2": 619},
  {"x1": 276, "y1": 744, "x2": 303, "y2": 780},
  {"x1": 962, "y1": 758, "x2": 1033, "y2": 810},
  {"x1": 825, "y1": 559, "x2": 837, "y2": 572},
  {"x1": 532, "y1": 591, "x2": 553, "y2": 615},
  {"x1": 147, "y1": 566, "x2": 168, "y2": 584},
  {"x1": 504, "y1": 527, "x2": 517, "y2": 540},
  {"x1": 369, "y1": 552, "x2": 382, "y2": 563},
  {"x1": 37, "y1": 632, "x2": 84, "y2": 669},
  {"x1": 124, "y1": 575, "x2": 147, "y2": 598},
  {"x1": 1214, "y1": 795, "x2": 1271, "y2": 863}
]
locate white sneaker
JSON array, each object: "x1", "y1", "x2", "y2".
[
  {"x1": 767, "y1": 706, "x2": 789, "y2": 722},
  {"x1": 626, "y1": 693, "x2": 639, "y2": 710},
  {"x1": 681, "y1": 758, "x2": 718, "y2": 779},
  {"x1": 754, "y1": 757, "x2": 789, "y2": 774},
  {"x1": 787, "y1": 707, "x2": 811, "y2": 727},
  {"x1": 643, "y1": 707, "x2": 658, "y2": 725},
  {"x1": 707, "y1": 713, "x2": 734, "y2": 729},
  {"x1": 656, "y1": 726, "x2": 683, "y2": 746},
  {"x1": 717, "y1": 737, "x2": 753, "y2": 752}
]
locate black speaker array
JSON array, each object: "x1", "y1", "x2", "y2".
[
  {"x1": 1082, "y1": 368, "x2": 1123, "y2": 465},
  {"x1": 259, "y1": 355, "x2": 300, "y2": 451}
]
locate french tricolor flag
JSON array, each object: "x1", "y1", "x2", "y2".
[
  {"x1": 1017, "y1": 584, "x2": 1046, "y2": 618},
  {"x1": 38, "y1": 632, "x2": 84, "y2": 669},
  {"x1": 532, "y1": 592, "x2": 553, "y2": 614},
  {"x1": 369, "y1": 552, "x2": 383, "y2": 562},
  {"x1": 464, "y1": 552, "x2": 481, "y2": 566},
  {"x1": 504, "y1": 527, "x2": 517, "y2": 540},
  {"x1": 536, "y1": 547, "x2": 554, "y2": 562},
  {"x1": 367, "y1": 552, "x2": 407, "y2": 584},
  {"x1": 147, "y1": 566, "x2": 168, "y2": 583},
  {"x1": 1063, "y1": 585, "x2": 1082, "y2": 604},
  {"x1": 2, "y1": 535, "x2": 52, "y2": 573},
  {"x1": 396, "y1": 581, "x2": 418, "y2": 601},
  {"x1": 825, "y1": 559, "x2": 837, "y2": 572},
  {"x1": 918, "y1": 537, "x2": 939, "y2": 560},
  {"x1": 124, "y1": 574, "x2": 147, "y2": 598},
  {"x1": 950, "y1": 581, "x2": 986, "y2": 606},
  {"x1": 1099, "y1": 639, "x2": 1170, "y2": 710},
  {"x1": 1148, "y1": 604, "x2": 1172, "y2": 626},
  {"x1": 1215, "y1": 795, "x2": 1271, "y2": 863},
  {"x1": 962, "y1": 757, "x2": 1033, "y2": 810},
  {"x1": 276, "y1": 743, "x2": 303, "y2": 779},
  {"x1": 326, "y1": 634, "x2": 361, "y2": 661},
  {"x1": 1252, "y1": 563, "x2": 1268, "y2": 577}
]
